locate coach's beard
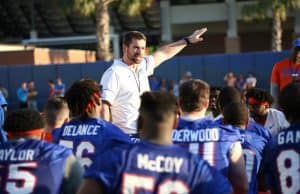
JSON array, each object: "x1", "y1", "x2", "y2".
[{"x1": 131, "y1": 54, "x2": 143, "y2": 64}]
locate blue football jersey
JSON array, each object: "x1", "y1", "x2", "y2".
[
  {"x1": 173, "y1": 117, "x2": 242, "y2": 176},
  {"x1": 263, "y1": 124, "x2": 300, "y2": 194},
  {"x1": 0, "y1": 139, "x2": 72, "y2": 194},
  {"x1": 240, "y1": 129, "x2": 269, "y2": 194},
  {"x1": 85, "y1": 140, "x2": 232, "y2": 194},
  {"x1": 55, "y1": 118, "x2": 132, "y2": 169},
  {"x1": 246, "y1": 118, "x2": 272, "y2": 142}
]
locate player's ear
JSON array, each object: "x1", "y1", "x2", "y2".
[{"x1": 173, "y1": 111, "x2": 180, "y2": 129}]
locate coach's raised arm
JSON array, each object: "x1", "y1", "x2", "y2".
[{"x1": 100, "y1": 28, "x2": 207, "y2": 135}]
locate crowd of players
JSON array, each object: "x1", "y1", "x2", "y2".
[
  {"x1": 0, "y1": 28, "x2": 299, "y2": 194},
  {"x1": 0, "y1": 78, "x2": 298, "y2": 194}
]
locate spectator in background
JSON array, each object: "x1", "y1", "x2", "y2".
[
  {"x1": 170, "y1": 80, "x2": 179, "y2": 97},
  {"x1": 27, "y1": 81, "x2": 38, "y2": 111},
  {"x1": 17, "y1": 81, "x2": 28, "y2": 108},
  {"x1": 235, "y1": 73, "x2": 246, "y2": 91},
  {"x1": 149, "y1": 75, "x2": 160, "y2": 91},
  {"x1": 55, "y1": 77, "x2": 66, "y2": 97},
  {"x1": 0, "y1": 84, "x2": 8, "y2": 99},
  {"x1": 245, "y1": 72, "x2": 257, "y2": 89},
  {"x1": 245, "y1": 88, "x2": 289, "y2": 136},
  {"x1": 179, "y1": 71, "x2": 193, "y2": 84},
  {"x1": 224, "y1": 72, "x2": 236, "y2": 87},
  {"x1": 48, "y1": 80, "x2": 56, "y2": 98},
  {"x1": 271, "y1": 37, "x2": 300, "y2": 108},
  {"x1": 159, "y1": 77, "x2": 169, "y2": 91}
]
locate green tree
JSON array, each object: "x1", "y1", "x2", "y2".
[
  {"x1": 242, "y1": 0, "x2": 300, "y2": 51},
  {"x1": 62, "y1": 0, "x2": 153, "y2": 61}
]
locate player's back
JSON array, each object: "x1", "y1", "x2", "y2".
[
  {"x1": 85, "y1": 140, "x2": 232, "y2": 194},
  {"x1": 55, "y1": 118, "x2": 132, "y2": 169},
  {"x1": 246, "y1": 118, "x2": 272, "y2": 141},
  {"x1": 263, "y1": 124, "x2": 300, "y2": 194},
  {"x1": 240, "y1": 129, "x2": 269, "y2": 194},
  {"x1": 173, "y1": 117, "x2": 241, "y2": 175},
  {"x1": 0, "y1": 139, "x2": 72, "y2": 194}
]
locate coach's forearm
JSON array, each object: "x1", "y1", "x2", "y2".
[{"x1": 101, "y1": 102, "x2": 111, "y2": 121}]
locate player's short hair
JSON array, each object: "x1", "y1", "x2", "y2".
[
  {"x1": 223, "y1": 102, "x2": 248, "y2": 126},
  {"x1": 123, "y1": 31, "x2": 147, "y2": 46},
  {"x1": 218, "y1": 86, "x2": 241, "y2": 111},
  {"x1": 3, "y1": 109, "x2": 44, "y2": 133},
  {"x1": 65, "y1": 78, "x2": 101, "y2": 118},
  {"x1": 140, "y1": 91, "x2": 178, "y2": 122},
  {"x1": 44, "y1": 96, "x2": 69, "y2": 127},
  {"x1": 245, "y1": 88, "x2": 273, "y2": 105},
  {"x1": 179, "y1": 79, "x2": 210, "y2": 112},
  {"x1": 290, "y1": 45, "x2": 300, "y2": 63},
  {"x1": 279, "y1": 82, "x2": 300, "y2": 121}
]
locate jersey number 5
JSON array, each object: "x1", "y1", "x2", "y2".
[{"x1": 4, "y1": 162, "x2": 37, "y2": 194}]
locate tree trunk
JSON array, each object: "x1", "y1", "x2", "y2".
[
  {"x1": 272, "y1": 10, "x2": 282, "y2": 52},
  {"x1": 96, "y1": 1, "x2": 112, "y2": 61}
]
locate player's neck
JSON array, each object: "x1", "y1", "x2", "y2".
[
  {"x1": 181, "y1": 110, "x2": 206, "y2": 119},
  {"x1": 147, "y1": 138, "x2": 173, "y2": 145},
  {"x1": 142, "y1": 127, "x2": 173, "y2": 145}
]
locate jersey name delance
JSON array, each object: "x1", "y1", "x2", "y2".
[
  {"x1": 0, "y1": 149, "x2": 34, "y2": 161},
  {"x1": 137, "y1": 154, "x2": 183, "y2": 173},
  {"x1": 62, "y1": 124, "x2": 100, "y2": 136},
  {"x1": 173, "y1": 128, "x2": 219, "y2": 142}
]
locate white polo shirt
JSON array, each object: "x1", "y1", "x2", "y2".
[
  {"x1": 265, "y1": 108, "x2": 290, "y2": 136},
  {"x1": 100, "y1": 56, "x2": 155, "y2": 134}
]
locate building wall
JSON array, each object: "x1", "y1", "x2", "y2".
[
  {"x1": 0, "y1": 50, "x2": 289, "y2": 111},
  {"x1": 0, "y1": 48, "x2": 96, "y2": 66}
]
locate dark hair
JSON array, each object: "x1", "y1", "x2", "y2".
[
  {"x1": 44, "y1": 96, "x2": 68, "y2": 126},
  {"x1": 179, "y1": 79, "x2": 210, "y2": 112},
  {"x1": 218, "y1": 86, "x2": 241, "y2": 111},
  {"x1": 48, "y1": 80, "x2": 54, "y2": 84},
  {"x1": 123, "y1": 31, "x2": 147, "y2": 46},
  {"x1": 290, "y1": 46, "x2": 300, "y2": 63},
  {"x1": 223, "y1": 102, "x2": 248, "y2": 126},
  {"x1": 140, "y1": 91, "x2": 178, "y2": 122},
  {"x1": 3, "y1": 109, "x2": 44, "y2": 132},
  {"x1": 279, "y1": 82, "x2": 300, "y2": 121},
  {"x1": 65, "y1": 79, "x2": 101, "y2": 118},
  {"x1": 245, "y1": 88, "x2": 273, "y2": 105}
]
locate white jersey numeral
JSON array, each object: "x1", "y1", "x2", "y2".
[
  {"x1": 122, "y1": 173, "x2": 190, "y2": 194},
  {"x1": 243, "y1": 149, "x2": 255, "y2": 184},
  {"x1": 5, "y1": 162, "x2": 37, "y2": 194},
  {"x1": 59, "y1": 140, "x2": 95, "y2": 168},
  {"x1": 276, "y1": 150, "x2": 300, "y2": 194}
]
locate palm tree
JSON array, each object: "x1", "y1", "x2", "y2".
[
  {"x1": 61, "y1": 0, "x2": 153, "y2": 61},
  {"x1": 242, "y1": 0, "x2": 300, "y2": 52}
]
